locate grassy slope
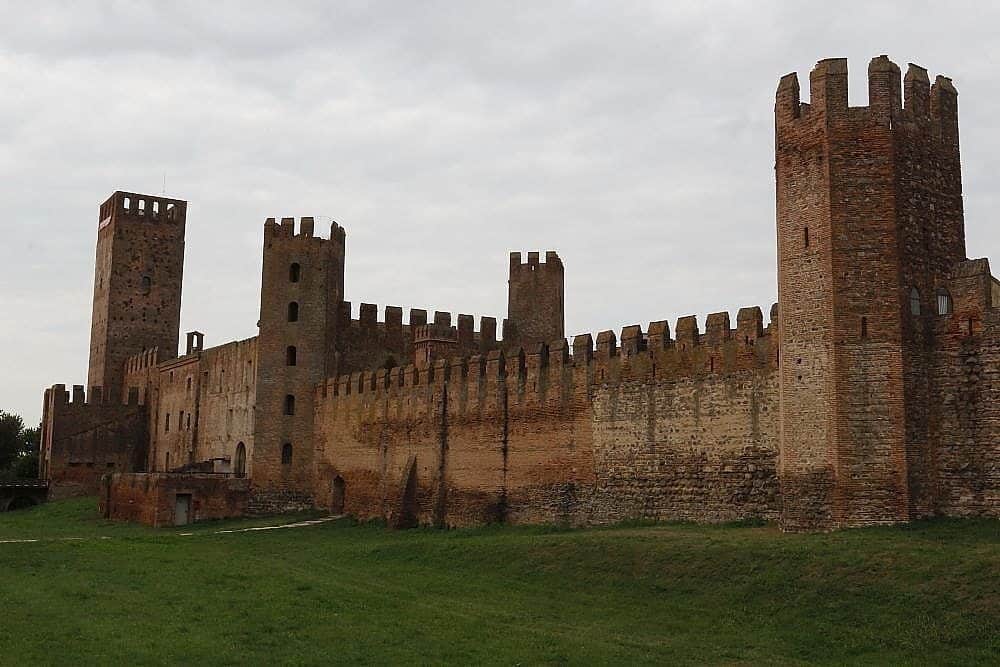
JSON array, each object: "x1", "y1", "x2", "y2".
[{"x1": 0, "y1": 499, "x2": 997, "y2": 665}]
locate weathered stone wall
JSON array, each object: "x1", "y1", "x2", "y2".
[
  {"x1": 313, "y1": 310, "x2": 779, "y2": 527},
  {"x1": 99, "y1": 473, "x2": 249, "y2": 527},
  {"x1": 335, "y1": 303, "x2": 500, "y2": 375},
  {"x1": 149, "y1": 355, "x2": 201, "y2": 472},
  {"x1": 927, "y1": 259, "x2": 1000, "y2": 517},
  {"x1": 195, "y1": 337, "x2": 257, "y2": 469},
  {"x1": 39, "y1": 385, "x2": 148, "y2": 499}
]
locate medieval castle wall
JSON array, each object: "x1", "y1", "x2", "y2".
[
  {"x1": 43, "y1": 55, "x2": 1000, "y2": 530},
  {"x1": 39, "y1": 385, "x2": 147, "y2": 499},
  {"x1": 123, "y1": 337, "x2": 257, "y2": 475},
  {"x1": 312, "y1": 307, "x2": 781, "y2": 527}
]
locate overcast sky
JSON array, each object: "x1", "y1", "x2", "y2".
[{"x1": 2, "y1": 1, "x2": 999, "y2": 424}]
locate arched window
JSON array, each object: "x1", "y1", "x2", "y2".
[
  {"x1": 910, "y1": 288, "x2": 921, "y2": 316},
  {"x1": 289, "y1": 263, "x2": 301, "y2": 283},
  {"x1": 286, "y1": 345, "x2": 297, "y2": 366},
  {"x1": 861, "y1": 316, "x2": 869, "y2": 339},
  {"x1": 141, "y1": 276, "x2": 152, "y2": 295},
  {"x1": 165, "y1": 413, "x2": 170, "y2": 433},
  {"x1": 937, "y1": 288, "x2": 952, "y2": 315},
  {"x1": 234, "y1": 442, "x2": 246, "y2": 478},
  {"x1": 284, "y1": 394, "x2": 296, "y2": 415},
  {"x1": 281, "y1": 443, "x2": 293, "y2": 465},
  {"x1": 287, "y1": 302, "x2": 299, "y2": 322}
]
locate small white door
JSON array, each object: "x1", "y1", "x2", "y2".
[{"x1": 175, "y1": 494, "x2": 192, "y2": 526}]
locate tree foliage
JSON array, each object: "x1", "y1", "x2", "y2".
[{"x1": 0, "y1": 411, "x2": 40, "y2": 480}]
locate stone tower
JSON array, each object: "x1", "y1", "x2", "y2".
[
  {"x1": 253, "y1": 217, "x2": 346, "y2": 503},
  {"x1": 87, "y1": 191, "x2": 187, "y2": 396},
  {"x1": 775, "y1": 56, "x2": 965, "y2": 530},
  {"x1": 505, "y1": 251, "x2": 564, "y2": 348}
]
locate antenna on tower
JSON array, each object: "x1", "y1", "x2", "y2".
[{"x1": 161, "y1": 173, "x2": 167, "y2": 195}]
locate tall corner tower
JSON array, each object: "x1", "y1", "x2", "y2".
[
  {"x1": 253, "y1": 217, "x2": 346, "y2": 500},
  {"x1": 87, "y1": 191, "x2": 187, "y2": 396},
  {"x1": 775, "y1": 56, "x2": 965, "y2": 530},
  {"x1": 506, "y1": 250, "x2": 565, "y2": 348}
]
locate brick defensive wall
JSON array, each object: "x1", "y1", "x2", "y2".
[{"x1": 312, "y1": 305, "x2": 780, "y2": 527}]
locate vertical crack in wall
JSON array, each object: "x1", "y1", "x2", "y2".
[
  {"x1": 499, "y1": 380, "x2": 509, "y2": 523},
  {"x1": 433, "y1": 382, "x2": 449, "y2": 527}
]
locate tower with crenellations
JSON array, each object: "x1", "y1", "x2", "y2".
[
  {"x1": 505, "y1": 251, "x2": 564, "y2": 349},
  {"x1": 775, "y1": 56, "x2": 966, "y2": 530},
  {"x1": 87, "y1": 191, "x2": 187, "y2": 397},
  {"x1": 252, "y1": 217, "x2": 346, "y2": 508}
]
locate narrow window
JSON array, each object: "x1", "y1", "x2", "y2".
[
  {"x1": 287, "y1": 302, "x2": 299, "y2": 322},
  {"x1": 804, "y1": 227, "x2": 810, "y2": 248},
  {"x1": 967, "y1": 317, "x2": 974, "y2": 336},
  {"x1": 186, "y1": 413, "x2": 191, "y2": 430},
  {"x1": 179, "y1": 410, "x2": 184, "y2": 429},
  {"x1": 165, "y1": 452, "x2": 170, "y2": 471},
  {"x1": 186, "y1": 377, "x2": 192, "y2": 395},
  {"x1": 909, "y1": 287, "x2": 921, "y2": 316},
  {"x1": 165, "y1": 413, "x2": 170, "y2": 433},
  {"x1": 282, "y1": 443, "x2": 293, "y2": 465},
  {"x1": 141, "y1": 276, "x2": 152, "y2": 295},
  {"x1": 286, "y1": 345, "x2": 297, "y2": 366},
  {"x1": 861, "y1": 316, "x2": 869, "y2": 339},
  {"x1": 234, "y1": 442, "x2": 246, "y2": 478},
  {"x1": 289, "y1": 263, "x2": 301, "y2": 283},
  {"x1": 284, "y1": 394, "x2": 296, "y2": 415},
  {"x1": 936, "y1": 288, "x2": 952, "y2": 315}
]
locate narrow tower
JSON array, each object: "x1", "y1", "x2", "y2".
[
  {"x1": 253, "y1": 217, "x2": 345, "y2": 504},
  {"x1": 87, "y1": 191, "x2": 187, "y2": 396},
  {"x1": 505, "y1": 251, "x2": 565, "y2": 349},
  {"x1": 775, "y1": 56, "x2": 964, "y2": 530}
]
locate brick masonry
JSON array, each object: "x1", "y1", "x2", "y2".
[{"x1": 39, "y1": 55, "x2": 1000, "y2": 530}]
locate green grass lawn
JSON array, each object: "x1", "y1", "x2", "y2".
[{"x1": 0, "y1": 499, "x2": 997, "y2": 665}]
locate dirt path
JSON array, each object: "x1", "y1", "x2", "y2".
[{"x1": 0, "y1": 515, "x2": 342, "y2": 544}]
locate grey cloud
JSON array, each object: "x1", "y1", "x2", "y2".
[{"x1": 2, "y1": 1, "x2": 999, "y2": 423}]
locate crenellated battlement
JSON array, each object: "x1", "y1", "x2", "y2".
[
  {"x1": 338, "y1": 301, "x2": 500, "y2": 348},
  {"x1": 99, "y1": 191, "x2": 187, "y2": 227},
  {"x1": 320, "y1": 302, "x2": 779, "y2": 406},
  {"x1": 776, "y1": 55, "x2": 958, "y2": 131},
  {"x1": 125, "y1": 347, "x2": 161, "y2": 374},
  {"x1": 263, "y1": 216, "x2": 346, "y2": 244},
  {"x1": 509, "y1": 250, "x2": 563, "y2": 271},
  {"x1": 45, "y1": 383, "x2": 143, "y2": 410}
]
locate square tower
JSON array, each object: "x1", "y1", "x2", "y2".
[
  {"x1": 88, "y1": 191, "x2": 187, "y2": 396},
  {"x1": 506, "y1": 251, "x2": 564, "y2": 349},
  {"x1": 253, "y1": 217, "x2": 346, "y2": 501}
]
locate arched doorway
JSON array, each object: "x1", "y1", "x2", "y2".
[
  {"x1": 234, "y1": 442, "x2": 246, "y2": 478},
  {"x1": 331, "y1": 475, "x2": 346, "y2": 514}
]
